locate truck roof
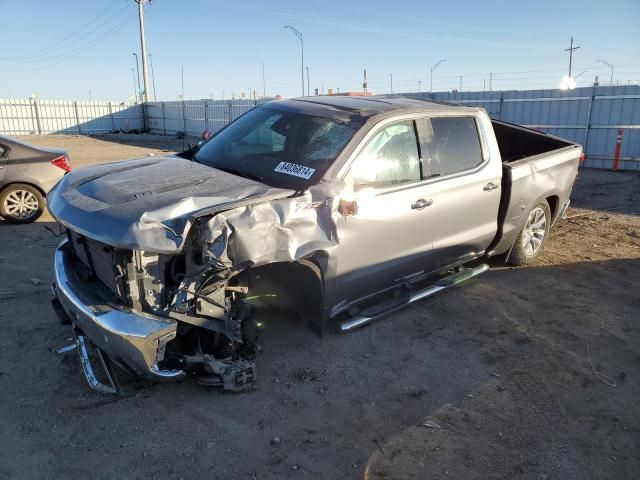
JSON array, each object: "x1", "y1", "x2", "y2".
[{"x1": 272, "y1": 95, "x2": 480, "y2": 119}]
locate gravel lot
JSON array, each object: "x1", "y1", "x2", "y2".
[{"x1": 1, "y1": 134, "x2": 639, "y2": 480}]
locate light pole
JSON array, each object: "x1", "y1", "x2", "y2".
[
  {"x1": 284, "y1": 25, "x2": 304, "y2": 96},
  {"x1": 148, "y1": 53, "x2": 157, "y2": 101},
  {"x1": 597, "y1": 60, "x2": 615, "y2": 83},
  {"x1": 430, "y1": 59, "x2": 446, "y2": 93},
  {"x1": 306, "y1": 66, "x2": 310, "y2": 96},
  {"x1": 132, "y1": 52, "x2": 141, "y2": 102},
  {"x1": 131, "y1": 68, "x2": 137, "y2": 103},
  {"x1": 418, "y1": 80, "x2": 422, "y2": 92},
  {"x1": 389, "y1": 73, "x2": 393, "y2": 93},
  {"x1": 458, "y1": 75, "x2": 462, "y2": 92}
]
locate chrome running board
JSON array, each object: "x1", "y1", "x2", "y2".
[{"x1": 339, "y1": 264, "x2": 490, "y2": 332}]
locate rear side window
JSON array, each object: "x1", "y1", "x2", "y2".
[
  {"x1": 0, "y1": 145, "x2": 6, "y2": 157},
  {"x1": 419, "y1": 117, "x2": 483, "y2": 176},
  {"x1": 345, "y1": 120, "x2": 421, "y2": 191}
]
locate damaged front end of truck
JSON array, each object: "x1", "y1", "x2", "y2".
[{"x1": 48, "y1": 156, "x2": 339, "y2": 393}]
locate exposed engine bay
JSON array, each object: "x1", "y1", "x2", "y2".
[{"x1": 65, "y1": 226, "x2": 261, "y2": 391}]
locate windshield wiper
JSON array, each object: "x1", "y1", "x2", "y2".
[{"x1": 215, "y1": 166, "x2": 264, "y2": 183}]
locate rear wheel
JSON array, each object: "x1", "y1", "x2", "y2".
[
  {"x1": 0, "y1": 184, "x2": 45, "y2": 224},
  {"x1": 508, "y1": 201, "x2": 551, "y2": 265}
]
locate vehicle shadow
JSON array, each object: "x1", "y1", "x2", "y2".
[
  {"x1": 361, "y1": 257, "x2": 640, "y2": 480},
  {"x1": 81, "y1": 132, "x2": 200, "y2": 152},
  {"x1": 1, "y1": 209, "x2": 639, "y2": 478}
]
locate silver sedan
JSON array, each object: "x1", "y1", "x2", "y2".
[{"x1": 0, "y1": 135, "x2": 70, "y2": 223}]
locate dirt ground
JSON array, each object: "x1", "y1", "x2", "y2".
[{"x1": 1, "y1": 134, "x2": 638, "y2": 480}]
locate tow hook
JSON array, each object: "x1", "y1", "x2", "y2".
[{"x1": 183, "y1": 354, "x2": 256, "y2": 392}]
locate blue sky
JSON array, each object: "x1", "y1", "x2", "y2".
[{"x1": 2, "y1": 0, "x2": 639, "y2": 100}]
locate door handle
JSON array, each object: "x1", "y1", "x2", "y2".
[
  {"x1": 411, "y1": 198, "x2": 433, "y2": 210},
  {"x1": 483, "y1": 182, "x2": 499, "y2": 191}
]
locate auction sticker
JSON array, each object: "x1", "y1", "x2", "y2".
[{"x1": 274, "y1": 161, "x2": 316, "y2": 179}]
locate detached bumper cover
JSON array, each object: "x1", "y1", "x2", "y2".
[{"x1": 53, "y1": 239, "x2": 184, "y2": 382}]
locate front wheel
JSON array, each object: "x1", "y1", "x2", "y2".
[
  {"x1": 0, "y1": 184, "x2": 45, "y2": 224},
  {"x1": 508, "y1": 201, "x2": 551, "y2": 265}
]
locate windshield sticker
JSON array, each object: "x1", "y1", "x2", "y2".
[{"x1": 274, "y1": 162, "x2": 316, "y2": 179}]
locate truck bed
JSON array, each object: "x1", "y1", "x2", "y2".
[
  {"x1": 489, "y1": 120, "x2": 582, "y2": 257},
  {"x1": 492, "y1": 120, "x2": 575, "y2": 164}
]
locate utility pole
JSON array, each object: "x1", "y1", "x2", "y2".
[
  {"x1": 306, "y1": 66, "x2": 310, "y2": 97},
  {"x1": 149, "y1": 53, "x2": 157, "y2": 101},
  {"x1": 262, "y1": 61, "x2": 266, "y2": 99},
  {"x1": 564, "y1": 36, "x2": 580, "y2": 78},
  {"x1": 597, "y1": 59, "x2": 615, "y2": 83},
  {"x1": 132, "y1": 52, "x2": 141, "y2": 101},
  {"x1": 135, "y1": 0, "x2": 150, "y2": 103},
  {"x1": 389, "y1": 73, "x2": 393, "y2": 93},
  {"x1": 418, "y1": 80, "x2": 422, "y2": 92},
  {"x1": 430, "y1": 59, "x2": 446, "y2": 93},
  {"x1": 284, "y1": 26, "x2": 304, "y2": 96},
  {"x1": 459, "y1": 76, "x2": 462, "y2": 92},
  {"x1": 489, "y1": 72, "x2": 493, "y2": 92},
  {"x1": 483, "y1": 79, "x2": 486, "y2": 91}
]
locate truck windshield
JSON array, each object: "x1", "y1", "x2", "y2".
[{"x1": 193, "y1": 105, "x2": 362, "y2": 188}]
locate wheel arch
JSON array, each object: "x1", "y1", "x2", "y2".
[
  {"x1": 244, "y1": 251, "x2": 329, "y2": 336},
  {"x1": 0, "y1": 181, "x2": 47, "y2": 198}
]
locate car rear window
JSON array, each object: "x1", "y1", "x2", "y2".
[{"x1": 419, "y1": 117, "x2": 483, "y2": 176}]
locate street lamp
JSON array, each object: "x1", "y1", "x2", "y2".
[
  {"x1": 132, "y1": 53, "x2": 141, "y2": 102},
  {"x1": 430, "y1": 59, "x2": 446, "y2": 93},
  {"x1": 284, "y1": 25, "x2": 304, "y2": 96},
  {"x1": 389, "y1": 73, "x2": 393, "y2": 93},
  {"x1": 597, "y1": 59, "x2": 615, "y2": 83}
]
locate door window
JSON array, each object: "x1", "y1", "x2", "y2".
[
  {"x1": 345, "y1": 120, "x2": 420, "y2": 191},
  {"x1": 418, "y1": 117, "x2": 483, "y2": 177}
]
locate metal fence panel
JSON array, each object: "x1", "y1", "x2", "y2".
[
  {"x1": 0, "y1": 98, "x2": 143, "y2": 135},
  {"x1": 1, "y1": 87, "x2": 638, "y2": 170},
  {"x1": 145, "y1": 98, "x2": 264, "y2": 137},
  {"x1": 407, "y1": 85, "x2": 640, "y2": 170}
]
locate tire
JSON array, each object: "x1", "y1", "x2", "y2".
[
  {"x1": 508, "y1": 200, "x2": 551, "y2": 266},
  {"x1": 0, "y1": 183, "x2": 45, "y2": 224}
]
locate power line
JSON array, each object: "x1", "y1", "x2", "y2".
[
  {"x1": 311, "y1": 0, "x2": 564, "y2": 40},
  {"x1": 0, "y1": 1, "x2": 127, "y2": 61},
  {"x1": 224, "y1": 0, "x2": 559, "y2": 50},
  {"x1": 0, "y1": 14, "x2": 138, "y2": 73}
]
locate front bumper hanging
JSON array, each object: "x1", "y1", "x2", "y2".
[{"x1": 52, "y1": 239, "x2": 185, "y2": 385}]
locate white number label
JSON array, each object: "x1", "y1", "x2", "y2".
[{"x1": 274, "y1": 161, "x2": 316, "y2": 179}]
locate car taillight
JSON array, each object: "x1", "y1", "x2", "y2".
[{"x1": 51, "y1": 154, "x2": 71, "y2": 173}]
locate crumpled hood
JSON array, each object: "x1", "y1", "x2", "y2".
[{"x1": 47, "y1": 156, "x2": 294, "y2": 253}]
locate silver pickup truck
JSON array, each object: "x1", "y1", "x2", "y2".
[{"x1": 48, "y1": 96, "x2": 581, "y2": 393}]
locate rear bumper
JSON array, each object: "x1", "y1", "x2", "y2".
[{"x1": 52, "y1": 239, "x2": 184, "y2": 382}]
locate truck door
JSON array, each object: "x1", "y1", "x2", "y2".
[
  {"x1": 418, "y1": 116, "x2": 502, "y2": 266},
  {"x1": 333, "y1": 119, "x2": 439, "y2": 311}
]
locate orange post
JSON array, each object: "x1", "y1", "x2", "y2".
[{"x1": 613, "y1": 128, "x2": 622, "y2": 171}]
